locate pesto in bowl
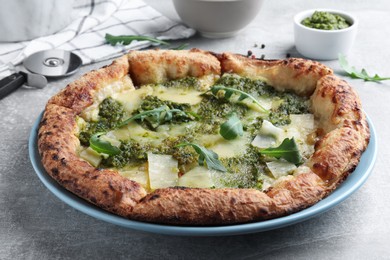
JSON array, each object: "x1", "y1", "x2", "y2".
[{"x1": 301, "y1": 11, "x2": 351, "y2": 30}]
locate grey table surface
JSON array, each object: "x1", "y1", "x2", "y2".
[{"x1": 1, "y1": 0, "x2": 389, "y2": 259}]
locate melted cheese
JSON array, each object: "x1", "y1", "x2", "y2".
[
  {"x1": 113, "y1": 86, "x2": 153, "y2": 114},
  {"x1": 266, "y1": 160, "x2": 297, "y2": 179},
  {"x1": 148, "y1": 153, "x2": 178, "y2": 190},
  {"x1": 197, "y1": 133, "x2": 249, "y2": 158},
  {"x1": 119, "y1": 164, "x2": 149, "y2": 188},
  {"x1": 178, "y1": 166, "x2": 214, "y2": 188},
  {"x1": 283, "y1": 114, "x2": 316, "y2": 159},
  {"x1": 79, "y1": 147, "x2": 102, "y2": 167},
  {"x1": 240, "y1": 96, "x2": 273, "y2": 112},
  {"x1": 153, "y1": 85, "x2": 203, "y2": 105},
  {"x1": 251, "y1": 115, "x2": 316, "y2": 160}
]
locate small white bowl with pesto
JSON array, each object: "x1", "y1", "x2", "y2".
[{"x1": 294, "y1": 9, "x2": 358, "y2": 60}]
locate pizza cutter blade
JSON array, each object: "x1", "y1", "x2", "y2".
[
  {"x1": 23, "y1": 49, "x2": 82, "y2": 77},
  {"x1": 0, "y1": 50, "x2": 82, "y2": 100}
]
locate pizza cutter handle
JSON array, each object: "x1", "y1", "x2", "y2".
[{"x1": 0, "y1": 72, "x2": 26, "y2": 100}]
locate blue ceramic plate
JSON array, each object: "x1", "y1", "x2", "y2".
[{"x1": 29, "y1": 113, "x2": 377, "y2": 236}]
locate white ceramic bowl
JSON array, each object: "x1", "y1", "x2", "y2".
[
  {"x1": 294, "y1": 9, "x2": 358, "y2": 60},
  {"x1": 172, "y1": 0, "x2": 264, "y2": 38}
]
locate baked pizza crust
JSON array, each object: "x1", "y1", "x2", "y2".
[
  {"x1": 38, "y1": 103, "x2": 147, "y2": 216},
  {"x1": 128, "y1": 48, "x2": 221, "y2": 86},
  {"x1": 37, "y1": 49, "x2": 370, "y2": 225},
  {"x1": 216, "y1": 52, "x2": 333, "y2": 96},
  {"x1": 48, "y1": 55, "x2": 131, "y2": 113}
]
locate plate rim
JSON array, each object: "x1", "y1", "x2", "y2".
[{"x1": 29, "y1": 112, "x2": 377, "y2": 236}]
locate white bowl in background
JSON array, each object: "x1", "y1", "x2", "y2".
[
  {"x1": 172, "y1": 0, "x2": 264, "y2": 38},
  {"x1": 0, "y1": 0, "x2": 74, "y2": 42},
  {"x1": 294, "y1": 9, "x2": 358, "y2": 60}
]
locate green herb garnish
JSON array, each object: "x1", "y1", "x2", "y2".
[
  {"x1": 260, "y1": 138, "x2": 302, "y2": 164},
  {"x1": 209, "y1": 85, "x2": 269, "y2": 113},
  {"x1": 219, "y1": 113, "x2": 243, "y2": 140},
  {"x1": 339, "y1": 54, "x2": 390, "y2": 82},
  {"x1": 172, "y1": 43, "x2": 189, "y2": 50},
  {"x1": 105, "y1": 33, "x2": 170, "y2": 46},
  {"x1": 89, "y1": 133, "x2": 121, "y2": 156},
  {"x1": 118, "y1": 105, "x2": 188, "y2": 129},
  {"x1": 176, "y1": 143, "x2": 227, "y2": 172}
]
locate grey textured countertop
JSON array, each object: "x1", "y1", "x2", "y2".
[{"x1": 1, "y1": 0, "x2": 389, "y2": 259}]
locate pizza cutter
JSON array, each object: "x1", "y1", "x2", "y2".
[{"x1": 0, "y1": 50, "x2": 82, "y2": 99}]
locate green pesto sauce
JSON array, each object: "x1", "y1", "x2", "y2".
[
  {"x1": 164, "y1": 76, "x2": 201, "y2": 90},
  {"x1": 301, "y1": 11, "x2": 351, "y2": 30},
  {"x1": 135, "y1": 95, "x2": 195, "y2": 130},
  {"x1": 78, "y1": 75, "x2": 310, "y2": 189},
  {"x1": 78, "y1": 97, "x2": 124, "y2": 146},
  {"x1": 219, "y1": 146, "x2": 264, "y2": 188}
]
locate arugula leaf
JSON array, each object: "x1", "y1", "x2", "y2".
[
  {"x1": 117, "y1": 106, "x2": 187, "y2": 129},
  {"x1": 260, "y1": 138, "x2": 302, "y2": 164},
  {"x1": 220, "y1": 113, "x2": 244, "y2": 140},
  {"x1": 339, "y1": 54, "x2": 390, "y2": 82},
  {"x1": 172, "y1": 43, "x2": 189, "y2": 50},
  {"x1": 89, "y1": 133, "x2": 121, "y2": 156},
  {"x1": 105, "y1": 33, "x2": 170, "y2": 46},
  {"x1": 176, "y1": 143, "x2": 227, "y2": 172},
  {"x1": 209, "y1": 85, "x2": 269, "y2": 113}
]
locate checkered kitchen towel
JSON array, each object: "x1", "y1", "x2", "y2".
[{"x1": 0, "y1": 0, "x2": 195, "y2": 76}]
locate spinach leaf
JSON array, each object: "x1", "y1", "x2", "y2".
[
  {"x1": 220, "y1": 113, "x2": 243, "y2": 140},
  {"x1": 176, "y1": 143, "x2": 227, "y2": 172},
  {"x1": 260, "y1": 138, "x2": 302, "y2": 164}
]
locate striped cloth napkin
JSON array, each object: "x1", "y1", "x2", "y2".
[{"x1": 0, "y1": 0, "x2": 195, "y2": 77}]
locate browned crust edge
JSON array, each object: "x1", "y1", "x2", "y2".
[
  {"x1": 48, "y1": 55, "x2": 130, "y2": 113},
  {"x1": 38, "y1": 103, "x2": 147, "y2": 216},
  {"x1": 128, "y1": 48, "x2": 222, "y2": 86},
  {"x1": 37, "y1": 49, "x2": 370, "y2": 225},
  {"x1": 214, "y1": 52, "x2": 333, "y2": 96}
]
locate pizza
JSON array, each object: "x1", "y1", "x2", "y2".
[{"x1": 37, "y1": 49, "x2": 370, "y2": 225}]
